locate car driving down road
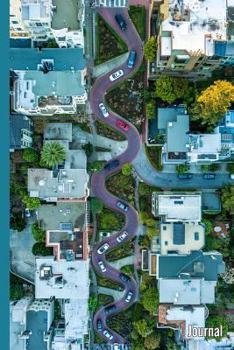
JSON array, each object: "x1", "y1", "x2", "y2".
[
  {"x1": 116, "y1": 119, "x2": 129, "y2": 131},
  {"x1": 98, "y1": 103, "x2": 109, "y2": 118},
  {"x1": 109, "y1": 69, "x2": 124, "y2": 82},
  {"x1": 97, "y1": 243, "x2": 110, "y2": 255}
]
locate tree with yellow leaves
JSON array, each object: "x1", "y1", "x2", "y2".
[{"x1": 192, "y1": 80, "x2": 234, "y2": 126}]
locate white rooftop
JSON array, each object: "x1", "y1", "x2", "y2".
[
  {"x1": 65, "y1": 299, "x2": 89, "y2": 342},
  {"x1": 157, "y1": 194, "x2": 202, "y2": 222},
  {"x1": 166, "y1": 306, "x2": 205, "y2": 339},
  {"x1": 35, "y1": 257, "x2": 90, "y2": 299},
  {"x1": 188, "y1": 134, "x2": 221, "y2": 162},
  {"x1": 159, "y1": 279, "x2": 216, "y2": 304},
  {"x1": 161, "y1": 0, "x2": 227, "y2": 55}
]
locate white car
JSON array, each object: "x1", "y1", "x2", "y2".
[
  {"x1": 97, "y1": 243, "x2": 110, "y2": 255},
  {"x1": 103, "y1": 330, "x2": 113, "y2": 340},
  {"x1": 24, "y1": 208, "x2": 31, "y2": 218},
  {"x1": 98, "y1": 261, "x2": 106, "y2": 272},
  {"x1": 125, "y1": 291, "x2": 133, "y2": 303},
  {"x1": 109, "y1": 69, "x2": 124, "y2": 82},
  {"x1": 98, "y1": 103, "x2": 109, "y2": 118},
  {"x1": 116, "y1": 231, "x2": 128, "y2": 243}
]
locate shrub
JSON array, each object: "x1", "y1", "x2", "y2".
[{"x1": 32, "y1": 222, "x2": 45, "y2": 242}]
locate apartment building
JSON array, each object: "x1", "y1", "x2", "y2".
[
  {"x1": 154, "y1": 0, "x2": 234, "y2": 78},
  {"x1": 10, "y1": 48, "x2": 87, "y2": 115}
]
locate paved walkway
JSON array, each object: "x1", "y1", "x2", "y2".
[
  {"x1": 97, "y1": 287, "x2": 123, "y2": 301},
  {"x1": 110, "y1": 255, "x2": 135, "y2": 269},
  {"x1": 92, "y1": 53, "x2": 129, "y2": 78},
  {"x1": 72, "y1": 126, "x2": 127, "y2": 160}
]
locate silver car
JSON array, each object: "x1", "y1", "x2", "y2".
[
  {"x1": 125, "y1": 291, "x2": 133, "y2": 303},
  {"x1": 109, "y1": 69, "x2": 124, "y2": 82},
  {"x1": 116, "y1": 231, "x2": 128, "y2": 243},
  {"x1": 98, "y1": 103, "x2": 109, "y2": 118},
  {"x1": 97, "y1": 243, "x2": 110, "y2": 255},
  {"x1": 103, "y1": 330, "x2": 113, "y2": 340},
  {"x1": 98, "y1": 261, "x2": 106, "y2": 272}
]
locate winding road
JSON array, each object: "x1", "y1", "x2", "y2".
[{"x1": 90, "y1": 7, "x2": 143, "y2": 346}]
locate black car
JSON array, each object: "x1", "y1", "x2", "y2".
[
  {"x1": 105, "y1": 305, "x2": 117, "y2": 315},
  {"x1": 115, "y1": 14, "x2": 127, "y2": 31},
  {"x1": 119, "y1": 273, "x2": 130, "y2": 283},
  {"x1": 97, "y1": 319, "x2": 103, "y2": 332},
  {"x1": 203, "y1": 173, "x2": 216, "y2": 179},
  {"x1": 177, "y1": 173, "x2": 193, "y2": 179},
  {"x1": 104, "y1": 159, "x2": 120, "y2": 170}
]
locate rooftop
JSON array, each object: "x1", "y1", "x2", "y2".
[
  {"x1": 10, "y1": 114, "x2": 33, "y2": 149},
  {"x1": 188, "y1": 134, "x2": 222, "y2": 162},
  {"x1": 28, "y1": 166, "x2": 89, "y2": 201},
  {"x1": 158, "y1": 305, "x2": 205, "y2": 340},
  {"x1": 64, "y1": 299, "x2": 89, "y2": 342},
  {"x1": 167, "y1": 114, "x2": 190, "y2": 153},
  {"x1": 21, "y1": 0, "x2": 52, "y2": 21},
  {"x1": 160, "y1": 222, "x2": 205, "y2": 255},
  {"x1": 35, "y1": 257, "x2": 89, "y2": 299},
  {"x1": 10, "y1": 48, "x2": 86, "y2": 71},
  {"x1": 161, "y1": 0, "x2": 227, "y2": 56},
  {"x1": 158, "y1": 251, "x2": 225, "y2": 281},
  {"x1": 155, "y1": 193, "x2": 202, "y2": 222},
  {"x1": 44, "y1": 123, "x2": 73, "y2": 142},
  {"x1": 157, "y1": 107, "x2": 186, "y2": 130},
  {"x1": 159, "y1": 278, "x2": 216, "y2": 304}
]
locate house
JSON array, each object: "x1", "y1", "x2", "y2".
[
  {"x1": 215, "y1": 110, "x2": 234, "y2": 159},
  {"x1": 160, "y1": 222, "x2": 205, "y2": 255},
  {"x1": 158, "y1": 304, "x2": 206, "y2": 340},
  {"x1": 152, "y1": 192, "x2": 202, "y2": 223},
  {"x1": 10, "y1": 114, "x2": 33, "y2": 151},
  {"x1": 10, "y1": 0, "x2": 54, "y2": 41},
  {"x1": 94, "y1": 0, "x2": 128, "y2": 7},
  {"x1": 187, "y1": 134, "x2": 222, "y2": 163},
  {"x1": 10, "y1": 298, "x2": 55, "y2": 350},
  {"x1": 10, "y1": 48, "x2": 87, "y2": 115},
  {"x1": 154, "y1": 0, "x2": 234, "y2": 78}
]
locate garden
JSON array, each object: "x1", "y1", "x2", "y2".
[
  {"x1": 129, "y1": 6, "x2": 146, "y2": 41},
  {"x1": 95, "y1": 14, "x2": 128, "y2": 65},
  {"x1": 106, "y1": 65, "x2": 145, "y2": 132},
  {"x1": 95, "y1": 120, "x2": 125, "y2": 141},
  {"x1": 106, "y1": 168, "x2": 135, "y2": 206},
  {"x1": 145, "y1": 145, "x2": 163, "y2": 171}
]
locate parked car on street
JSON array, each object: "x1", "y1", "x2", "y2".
[
  {"x1": 104, "y1": 159, "x2": 120, "y2": 170},
  {"x1": 97, "y1": 319, "x2": 103, "y2": 332},
  {"x1": 103, "y1": 330, "x2": 114, "y2": 340},
  {"x1": 98, "y1": 102, "x2": 109, "y2": 118},
  {"x1": 116, "y1": 231, "x2": 128, "y2": 243},
  {"x1": 119, "y1": 273, "x2": 130, "y2": 282},
  {"x1": 127, "y1": 50, "x2": 137, "y2": 68},
  {"x1": 177, "y1": 173, "x2": 193, "y2": 179},
  {"x1": 116, "y1": 200, "x2": 129, "y2": 212},
  {"x1": 97, "y1": 243, "x2": 110, "y2": 255},
  {"x1": 125, "y1": 291, "x2": 133, "y2": 303},
  {"x1": 116, "y1": 119, "x2": 129, "y2": 131},
  {"x1": 203, "y1": 173, "x2": 216, "y2": 179},
  {"x1": 115, "y1": 14, "x2": 127, "y2": 31},
  {"x1": 109, "y1": 69, "x2": 124, "y2": 82},
  {"x1": 105, "y1": 305, "x2": 117, "y2": 315},
  {"x1": 98, "y1": 261, "x2": 106, "y2": 272}
]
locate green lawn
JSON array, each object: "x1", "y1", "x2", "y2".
[
  {"x1": 129, "y1": 6, "x2": 146, "y2": 41},
  {"x1": 145, "y1": 146, "x2": 163, "y2": 171}
]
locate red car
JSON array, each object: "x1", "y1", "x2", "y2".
[{"x1": 116, "y1": 119, "x2": 129, "y2": 131}]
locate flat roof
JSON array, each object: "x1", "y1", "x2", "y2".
[
  {"x1": 35, "y1": 257, "x2": 89, "y2": 299},
  {"x1": 157, "y1": 107, "x2": 186, "y2": 130},
  {"x1": 158, "y1": 251, "x2": 225, "y2": 281},
  {"x1": 167, "y1": 114, "x2": 190, "y2": 153},
  {"x1": 10, "y1": 48, "x2": 86, "y2": 71},
  {"x1": 159, "y1": 279, "x2": 216, "y2": 304},
  {"x1": 44, "y1": 123, "x2": 73, "y2": 142},
  {"x1": 156, "y1": 193, "x2": 202, "y2": 222}
]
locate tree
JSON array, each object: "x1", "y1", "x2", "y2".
[
  {"x1": 206, "y1": 316, "x2": 228, "y2": 340},
  {"x1": 122, "y1": 163, "x2": 133, "y2": 176},
  {"x1": 88, "y1": 161, "x2": 105, "y2": 172},
  {"x1": 32, "y1": 222, "x2": 45, "y2": 242},
  {"x1": 83, "y1": 142, "x2": 93, "y2": 157},
  {"x1": 88, "y1": 294, "x2": 98, "y2": 312},
  {"x1": 99, "y1": 211, "x2": 121, "y2": 230},
  {"x1": 40, "y1": 142, "x2": 66, "y2": 168},
  {"x1": 22, "y1": 195, "x2": 41, "y2": 210},
  {"x1": 155, "y1": 75, "x2": 189, "y2": 104},
  {"x1": 221, "y1": 185, "x2": 234, "y2": 214},
  {"x1": 133, "y1": 319, "x2": 152, "y2": 338},
  {"x1": 144, "y1": 36, "x2": 157, "y2": 62},
  {"x1": 22, "y1": 148, "x2": 38, "y2": 163},
  {"x1": 32, "y1": 242, "x2": 53, "y2": 256},
  {"x1": 147, "y1": 226, "x2": 157, "y2": 239},
  {"x1": 139, "y1": 211, "x2": 150, "y2": 224},
  {"x1": 90, "y1": 197, "x2": 103, "y2": 215},
  {"x1": 209, "y1": 163, "x2": 220, "y2": 172},
  {"x1": 200, "y1": 164, "x2": 210, "y2": 173},
  {"x1": 141, "y1": 287, "x2": 159, "y2": 315},
  {"x1": 10, "y1": 212, "x2": 26, "y2": 232},
  {"x1": 146, "y1": 101, "x2": 155, "y2": 119},
  {"x1": 176, "y1": 164, "x2": 190, "y2": 174},
  {"x1": 203, "y1": 218, "x2": 213, "y2": 235},
  {"x1": 227, "y1": 162, "x2": 234, "y2": 174},
  {"x1": 138, "y1": 183, "x2": 152, "y2": 196},
  {"x1": 10, "y1": 282, "x2": 25, "y2": 300},
  {"x1": 192, "y1": 80, "x2": 234, "y2": 126},
  {"x1": 144, "y1": 333, "x2": 161, "y2": 350}
]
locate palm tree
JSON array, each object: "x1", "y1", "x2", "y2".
[{"x1": 40, "y1": 142, "x2": 66, "y2": 168}]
